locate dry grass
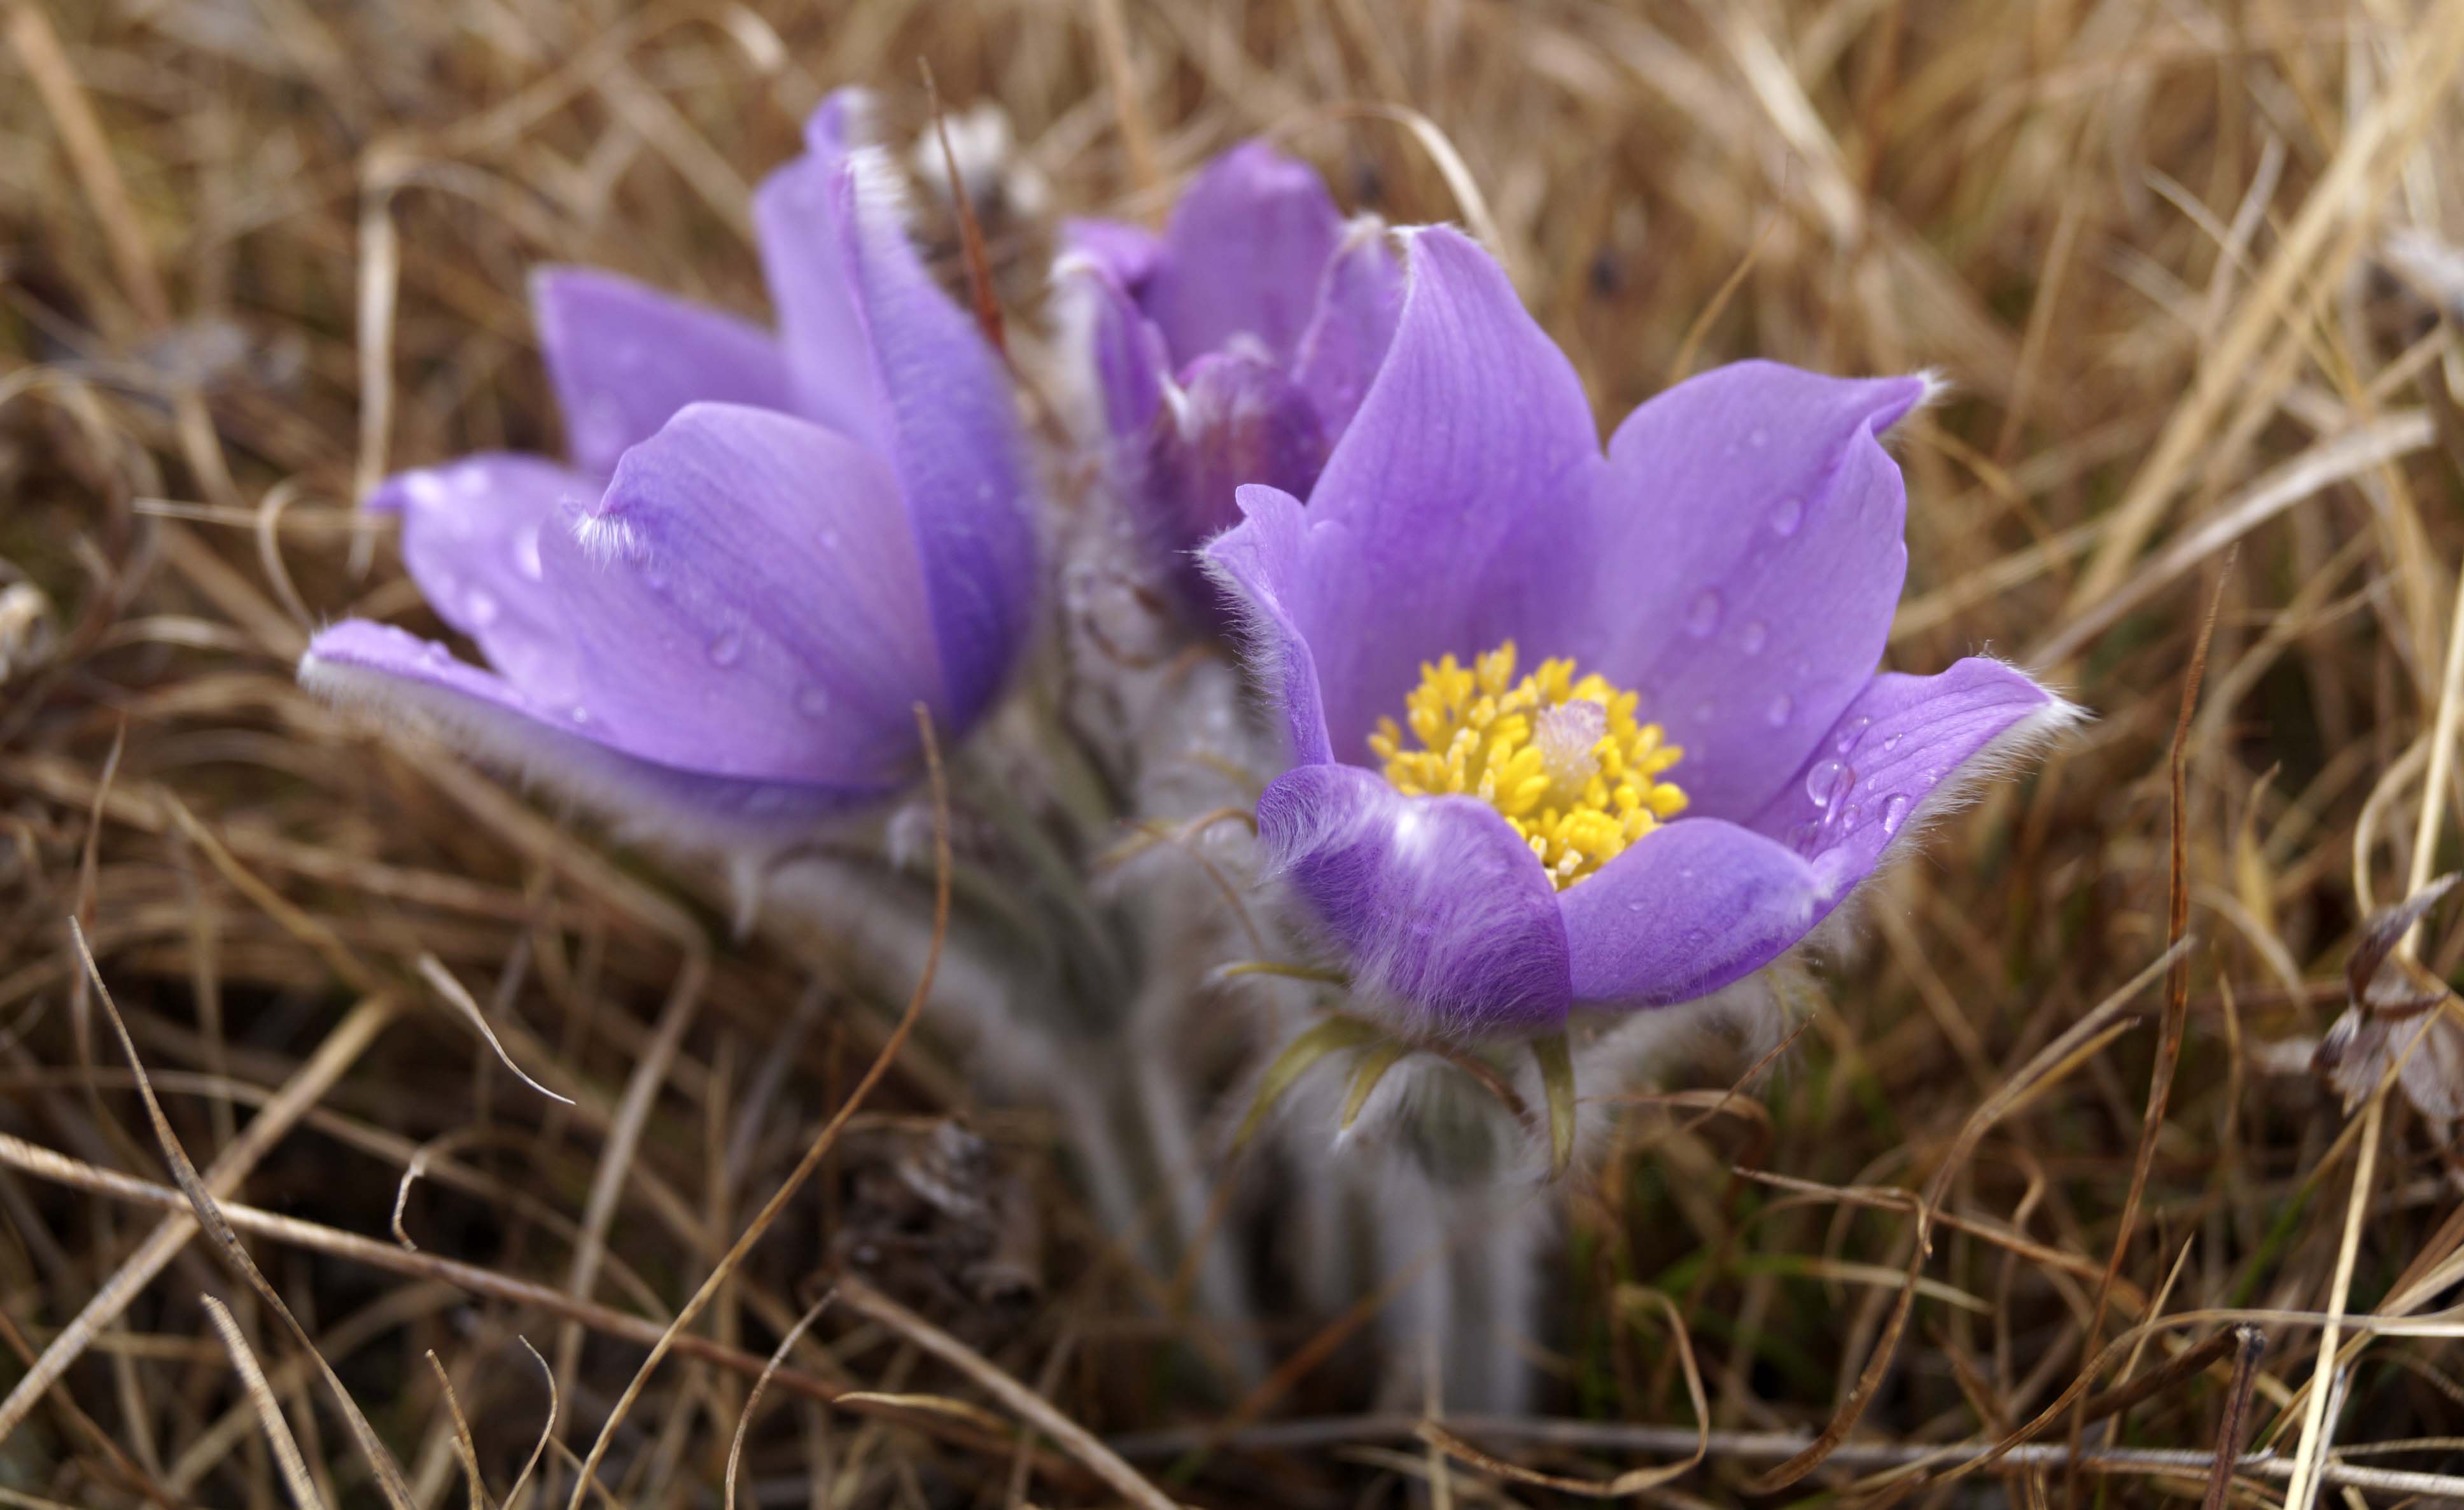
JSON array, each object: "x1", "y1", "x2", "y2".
[{"x1": 6, "y1": 0, "x2": 2464, "y2": 1504}]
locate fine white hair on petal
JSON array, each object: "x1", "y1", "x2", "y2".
[
  {"x1": 1887, "y1": 668, "x2": 2086, "y2": 859},
  {"x1": 1799, "y1": 665, "x2": 2087, "y2": 970},
  {"x1": 297, "y1": 644, "x2": 851, "y2": 883},
  {"x1": 1867, "y1": 367, "x2": 1952, "y2": 457},
  {"x1": 1196, "y1": 544, "x2": 1300, "y2": 751},
  {"x1": 1911, "y1": 367, "x2": 1956, "y2": 417},
  {"x1": 1333, "y1": 212, "x2": 1395, "y2": 257},
  {"x1": 844, "y1": 141, "x2": 919, "y2": 238},
  {"x1": 568, "y1": 510, "x2": 644, "y2": 564}
]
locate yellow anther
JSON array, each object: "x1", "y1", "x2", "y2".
[{"x1": 1374, "y1": 638, "x2": 1690, "y2": 890}]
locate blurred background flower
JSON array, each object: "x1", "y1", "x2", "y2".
[{"x1": 1060, "y1": 141, "x2": 1398, "y2": 625}]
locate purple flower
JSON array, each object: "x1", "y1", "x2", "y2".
[
  {"x1": 1206, "y1": 227, "x2": 2076, "y2": 1039},
  {"x1": 1061, "y1": 141, "x2": 1401, "y2": 623},
  {"x1": 299, "y1": 92, "x2": 1035, "y2": 850}
]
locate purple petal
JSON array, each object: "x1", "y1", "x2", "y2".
[
  {"x1": 531, "y1": 268, "x2": 795, "y2": 477},
  {"x1": 1060, "y1": 216, "x2": 1164, "y2": 294},
  {"x1": 1205, "y1": 485, "x2": 1332, "y2": 765},
  {"x1": 365, "y1": 454, "x2": 594, "y2": 708},
  {"x1": 752, "y1": 91, "x2": 888, "y2": 448},
  {"x1": 1260, "y1": 762, "x2": 1572, "y2": 1035},
  {"x1": 1146, "y1": 141, "x2": 1343, "y2": 365},
  {"x1": 1579, "y1": 361, "x2": 1925, "y2": 821},
  {"x1": 829, "y1": 151, "x2": 1038, "y2": 725},
  {"x1": 542, "y1": 403, "x2": 946, "y2": 786},
  {"x1": 300, "y1": 620, "x2": 878, "y2": 843},
  {"x1": 1144, "y1": 351, "x2": 1329, "y2": 619},
  {"x1": 1207, "y1": 227, "x2": 1604, "y2": 767},
  {"x1": 1747, "y1": 657, "x2": 2075, "y2": 890},
  {"x1": 755, "y1": 91, "x2": 1037, "y2": 725},
  {"x1": 1558, "y1": 819, "x2": 1833, "y2": 1008},
  {"x1": 1292, "y1": 220, "x2": 1403, "y2": 438},
  {"x1": 1060, "y1": 257, "x2": 1170, "y2": 442}
]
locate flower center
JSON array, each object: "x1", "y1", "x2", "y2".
[{"x1": 1368, "y1": 640, "x2": 1689, "y2": 890}]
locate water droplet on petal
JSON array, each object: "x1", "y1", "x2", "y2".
[
  {"x1": 1880, "y1": 794, "x2": 1910, "y2": 835},
  {"x1": 1770, "y1": 496, "x2": 1804, "y2": 536},
  {"x1": 1882, "y1": 732, "x2": 1901, "y2": 752},
  {"x1": 707, "y1": 629, "x2": 743, "y2": 667},
  {"x1": 795, "y1": 686, "x2": 831, "y2": 718},
  {"x1": 1739, "y1": 619, "x2": 1768, "y2": 654},
  {"x1": 569, "y1": 704, "x2": 591, "y2": 725},
  {"x1": 1685, "y1": 590, "x2": 1723, "y2": 638},
  {"x1": 1806, "y1": 758, "x2": 1842, "y2": 807},
  {"x1": 1765, "y1": 692, "x2": 1793, "y2": 726},
  {"x1": 465, "y1": 588, "x2": 500, "y2": 626},
  {"x1": 512, "y1": 526, "x2": 545, "y2": 582},
  {"x1": 1835, "y1": 715, "x2": 1870, "y2": 754}
]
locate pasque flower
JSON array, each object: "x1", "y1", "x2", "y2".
[
  {"x1": 1061, "y1": 141, "x2": 1399, "y2": 620},
  {"x1": 299, "y1": 92, "x2": 1035, "y2": 848},
  {"x1": 1207, "y1": 227, "x2": 2075, "y2": 1038}
]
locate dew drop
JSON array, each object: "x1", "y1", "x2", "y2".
[
  {"x1": 1770, "y1": 496, "x2": 1803, "y2": 536},
  {"x1": 1685, "y1": 590, "x2": 1723, "y2": 638},
  {"x1": 1765, "y1": 692, "x2": 1793, "y2": 726},
  {"x1": 465, "y1": 588, "x2": 500, "y2": 627},
  {"x1": 707, "y1": 630, "x2": 743, "y2": 667},
  {"x1": 569, "y1": 704, "x2": 591, "y2": 725},
  {"x1": 1882, "y1": 732, "x2": 1901, "y2": 752},
  {"x1": 1880, "y1": 794, "x2": 1910, "y2": 835},
  {"x1": 512, "y1": 526, "x2": 545, "y2": 582},
  {"x1": 795, "y1": 686, "x2": 831, "y2": 718},
  {"x1": 1835, "y1": 715, "x2": 1870, "y2": 754},
  {"x1": 1739, "y1": 619, "x2": 1768, "y2": 654},
  {"x1": 1805, "y1": 758, "x2": 1842, "y2": 807}
]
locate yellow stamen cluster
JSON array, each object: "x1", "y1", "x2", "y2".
[{"x1": 1369, "y1": 641, "x2": 1688, "y2": 890}]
